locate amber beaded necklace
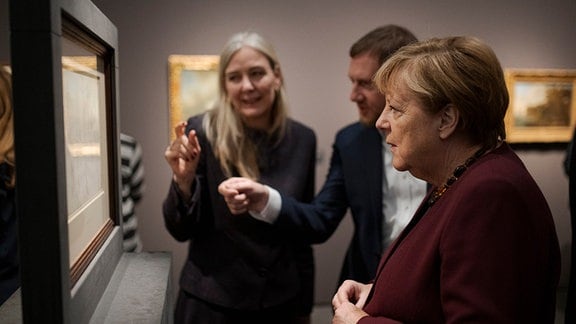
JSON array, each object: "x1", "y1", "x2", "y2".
[{"x1": 426, "y1": 147, "x2": 487, "y2": 206}]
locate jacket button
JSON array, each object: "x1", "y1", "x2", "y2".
[{"x1": 257, "y1": 267, "x2": 268, "y2": 277}]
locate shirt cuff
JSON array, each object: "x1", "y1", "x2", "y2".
[{"x1": 248, "y1": 185, "x2": 281, "y2": 224}]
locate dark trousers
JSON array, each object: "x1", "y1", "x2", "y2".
[{"x1": 174, "y1": 290, "x2": 311, "y2": 324}]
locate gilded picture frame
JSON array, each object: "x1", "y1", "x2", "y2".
[
  {"x1": 168, "y1": 55, "x2": 219, "y2": 140},
  {"x1": 504, "y1": 69, "x2": 576, "y2": 143}
]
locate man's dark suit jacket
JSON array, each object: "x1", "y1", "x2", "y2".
[{"x1": 276, "y1": 122, "x2": 385, "y2": 284}]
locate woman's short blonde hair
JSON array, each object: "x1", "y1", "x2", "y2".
[{"x1": 375, "y1": 36, "x2": 509, "y2": 149}]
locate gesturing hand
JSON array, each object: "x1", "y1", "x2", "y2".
[
  {"x1": 218, "y1": 177, "x2": 269, "y2": 214},
  {"x1": 164, "y1": 122, "x2": 201, "y2": 198}
]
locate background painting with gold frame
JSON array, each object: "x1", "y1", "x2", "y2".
[
  {"x1": 168, "y1": 55, "x2": 219, "y2": 140},
  {"x1": 505, "y1": 69, "x2": 576, "y2": 143}
]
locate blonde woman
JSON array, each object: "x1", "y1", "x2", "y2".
[
  {"x1": 0, "y1": 67, "x2": 18, "y2": 305},
  {"x1": 163, "y1": 32, "x2": 316, "y2": 323}
]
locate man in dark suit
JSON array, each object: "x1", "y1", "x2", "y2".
[{"x1": 219, "y1": 25, "x2": 428, "y2": 285}]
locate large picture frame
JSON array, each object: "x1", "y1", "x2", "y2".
[
  {"x1": 168, "y1": 55, "x2": 219, "y2": 140},
  {"x1": 504, "y1": 69, "x2": 576, "y2": 143},
  {"x1": 61, "y1": 28, "x2": 114, "y2": 285},
  {"x1": 10, "y1": 0, "x2": 121, "y2": 322}
]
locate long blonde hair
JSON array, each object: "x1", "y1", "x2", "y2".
[
  {"x1": 0, "y1": 67, "x2": 15, "y2": 188},
  {"x1": 203, "y1": 31, "x2": 288, "y2": 179}
]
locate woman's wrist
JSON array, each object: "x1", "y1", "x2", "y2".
[{"x1": 173, "y1": 174, "x2": 194, "y2": 200}]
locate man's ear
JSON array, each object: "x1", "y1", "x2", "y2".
[{"x1": 438, "y1": 104, "x2": 459, "y2": 139}]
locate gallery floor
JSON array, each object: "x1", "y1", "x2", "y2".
[{"x1": 311, "y1": 304, "x2": 332, "y2": 324}]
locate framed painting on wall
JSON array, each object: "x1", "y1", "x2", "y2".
[
  {"x1": 504, "y1": 69, "x2": 576, "y2": 143},
  {"x1": 168, "y1": 55, "x2": 219, "y2": 140}
]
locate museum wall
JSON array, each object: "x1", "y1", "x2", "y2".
[{"x1": 1, "y1": 0, "x2": 575, "y2": 310}]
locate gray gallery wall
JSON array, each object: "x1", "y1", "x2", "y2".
[{"x1": 1, "y1": 0, "x2": 575, "y2": 313}]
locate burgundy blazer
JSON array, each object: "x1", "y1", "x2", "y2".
[{"x1": 360, "y1": 143, "x2": 560, "y2": 324}]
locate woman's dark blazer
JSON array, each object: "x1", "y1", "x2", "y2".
[
  {"x1": 162, "y1": 114, "x2": 317, "y2": 311},
  {"x1": 0, "y1": 163, "x2": 18, "y2": 305}
]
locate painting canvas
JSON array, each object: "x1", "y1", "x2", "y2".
[
  {"x1": 504, "y1": 69, "x2": 576, "y2": 143},
  {"x1": 168, "y1": 55, "x2": 219, "y2": 140},
  {"x1": 62, "y1": 53, "x2": 110, "y2": 267}
]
